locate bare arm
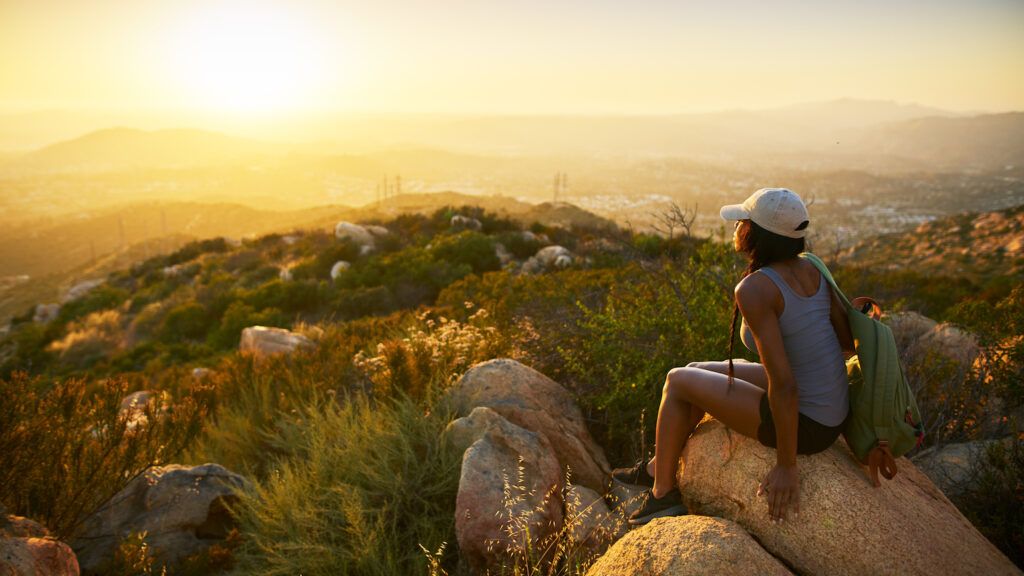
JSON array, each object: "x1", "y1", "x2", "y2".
[
  {"x1": 736, "y1": 274, "x2": 801, "y2": 522},
  {"x1": 736, "y1": 276, "x2": 799, "y2": 466}
]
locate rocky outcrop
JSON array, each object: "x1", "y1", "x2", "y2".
[
  {"x1": 522, "y1": 245, "x2": 574, "y2": 274},
  {"x1": 334, "y1": 222, "x2": 389, "y2": 254},
  {"x1": 0, "y1": 514, "x2": 80, "y2": 576},
  {"x1": 33, "y1": 303, "x2": 61, "y2": 324},
  {"x1": 675, "y1": 419, "x2": 1021, "y2": 576},
  {"x1": 238, "y1": 326, "x2": 316, "y2": 357},
  {"x1": 586, "y1": 516, "x2": 793, "y2": 576},
  {"x1": 446, "y1": 358, "x2": 610, "y2": 490},
  {"x1": 911, "y1": 438, "x2": 1013, "y2": 498},
  {"x1": 334, "y1": 221, "x2": 376, "y2": 247},
  {"x1": 445, "y1": 406, "x2": 563, "y2": 574},
  {"x1": 72, "y1": 464, "x2": 249, "y2": 574},
  {"x1": 62, "y1": 279, "x2": 104, "y2": 303},
  {"x1": 564, "y1": 484, "x2": 622, "y2": 553},
  {"x1": 450, "y1": 215, "x2": 483, "y2": 231}
]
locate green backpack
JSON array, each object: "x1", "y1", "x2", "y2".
[{"x1": 800, "y1": 253, "x2": 925, "y2": 481}]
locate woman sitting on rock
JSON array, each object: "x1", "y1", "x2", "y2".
[{"x1": 613, "y1": 187, "x2": 853, "y2": 526}]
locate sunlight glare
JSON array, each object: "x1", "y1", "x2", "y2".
[{"x1": 171, "y1": 2, "x2": 329, "y2": 113}]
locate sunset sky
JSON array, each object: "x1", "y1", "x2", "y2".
[{"x1": 2, "y1": 0, "x2": 1022, "y2": 116}]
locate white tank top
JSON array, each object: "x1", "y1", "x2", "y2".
[{"x1": 740, "y1": 266, "x2": 849, "y2": 427}]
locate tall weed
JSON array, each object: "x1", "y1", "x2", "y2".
[
  {"x1": 230, "y1": 394, "x2": 461, "y2": 576},
  {"x1": 0, "y1": 372, "x2": 207, "y2": 538}
]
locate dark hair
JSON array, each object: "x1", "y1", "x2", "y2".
[{"x1": 727, "y1": 219, "x2": 808, "y2": 389}]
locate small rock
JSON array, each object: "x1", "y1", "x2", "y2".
[
  {"x1": 450, "y1": 215, "x2": 482, "y2": 231},
  {"x1": 239, "y1": 326, "x2": 316, "y2": 358},
  {"x1": 33, "y1": 303, "x2": 61, "y2": 324},
  {"x1": 330, "y1": 260, "x2": 351, "y2": 280}
]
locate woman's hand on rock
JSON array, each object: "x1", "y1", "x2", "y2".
[{"x1": 757, "y1": 463, "x2": 800, "y2": 523}]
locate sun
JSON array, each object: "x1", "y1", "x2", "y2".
[{"x1": 170, "y1": 2, "x2": 328, "y2": 113}]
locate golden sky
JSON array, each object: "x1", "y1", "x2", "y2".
[{"x1": 2, "y1": 0, "x2": 1022, "y2": 116}]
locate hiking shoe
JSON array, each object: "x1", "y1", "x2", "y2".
[
  {"x1": 628, "y1": 488, "x2": 688, "y2": 526},
  {"x1": 611, "y1": 459, "x2": 655, "y2": 487}
]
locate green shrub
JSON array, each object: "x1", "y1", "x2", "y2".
[
  {"x1": 339, "y1": 247, "x2": 471, "y2": 309},
  {"x1": 556, "y1": 244, "x2": 741, "y2": 463},
  {"x1": 242, "y1": 279, "x2": 325, "y2": 314},
  {"x1": 290, "y1": 239, "x2": 362, "y2": 280},
  {"x1": 56, "y1": 285, "x2": 131, "y2": 325},
  {"x1": 429, "y1": 231, "x2": 500, "y2": 275},
  {"x1": 496, "y1": 230, "x2": 544, "y2": 260},
  {"x1": 230, "y1": 394, "x2": 461, "y2": 576},
  {"x1": 330, "y1": 286, "x2": 397, "y2": 320},
  {"x1": 207, "y1": 302, "x2": 288, "y2": 350},
  {"x1": 958, "y1": 438, "x2": 1024, "y2": 569},
  {"x1": 160, "y1": 302, "x2": 212, "y2": 342}
]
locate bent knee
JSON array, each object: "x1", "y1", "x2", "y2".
[{"x1": 664, "y1": 367, "x2": 700, "y2": 399}]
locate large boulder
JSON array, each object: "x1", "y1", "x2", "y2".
[
  {"x1": 62, "y1": 279, "x2": 104, "y2": 303},
  {"x1": 446, "y1": 359, "x2": 611, "y2": 491},
  {"x1": 0, "y1": 514, "x2": 80, "y2": 576},
  {"x1": 886, "y1": 311, "x2": 938, "y2": 351},
  {"x1": 522, "y1": 245, "x2": 574, "y2": 274},
  {"x1": 675, "y1": 419, "x2": 1021, "y2": 575},
  {"x1": 334, "y1": 222, "x2": 376, "y2": 248},
  {"x1": 887, "y1": 311, "x2": 980, "y2": 370},
  {"x1": 445, "y1": 407, "x2": 563, "y2": 574},
  {"x1": 238, "y1": 326, "x2": 316, "y2": 358},
  {"x1": 911, "y1": 438, "x2": 1013, "y2": 498},
  {"x1": 72, "y1": 464, "x2": 249, "y2": 574},
  {"x1": 585, "y1": 516, "x2": 793, "y2": 576},
  {"x1": 564, "y1": 484, "x2": 621, "y2": 554}
]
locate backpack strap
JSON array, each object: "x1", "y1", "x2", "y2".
[
  {"x1": 799, "y1": 252, "x2": 895, "y2": 444},
  {"x1": 799, "y1": 253, "x2": 853, "y2": 310}
]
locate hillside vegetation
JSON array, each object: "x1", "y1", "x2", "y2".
[{"x1": 1, "y1": 201, "x2": 1021, "y2": 574}]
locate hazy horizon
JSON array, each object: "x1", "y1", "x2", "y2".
[{"x1": 3, "y1": 0, "x2": 1023, "y2": 117}]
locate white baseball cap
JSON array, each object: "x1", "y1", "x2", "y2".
[{"x1": 719, "y1": 188, "x2": 809, "y2": 239}]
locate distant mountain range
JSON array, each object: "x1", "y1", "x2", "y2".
[
  {"x1": 10, "y1": 128, "x2": 283, "y2": 172},
  {"x1": 2, "y1": 100, "x2": 1020, "y2": 175}
]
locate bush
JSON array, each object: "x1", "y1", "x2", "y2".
[
  {"x1": 242, "y1": 279, "x2": 325, "y2": 314},
  {"x1": 0, "y1": 372, "x2": 207, "y2": 539},
  {"x1": 230, "y1": 394, "x2": 461, "y2": 576},
  {"x1": 429, "y1": 231, "x2": 501, "y2": 275},
  {"x1": 47, "y1": 309, "x2": 126, "y2": 370},
  {"x1": 958, "y1": 438, "x2": 1024, "y2": 569},
  {"x1": 290, "y1": 239, "x2": 363, "y2": 281},
  {"x1": 56, "y1": 284, "x2": 131, "y2": 326},
  {"x1": 339, "y1": 247, "x2": 471, "y2": 309},
  {"x1": 556, "y1": 243, "x2": 741, "y2": 463},
  {"x1": 207, "y1": 302, "x2": 288, "y2": 350},
  {"x1": 159, "y1": 302, "x2": 212, "y2": 342}
]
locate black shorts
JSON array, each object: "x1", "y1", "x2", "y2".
[{"x1": 756, "y1": 393, "x2": 846, "y2": 455}]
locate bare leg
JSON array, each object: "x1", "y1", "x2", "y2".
[
  {"x1": 651, "y1": 366, "x2": 764, "y2": 498},
  {"x1": 645, "y1": 360, "x2": 767, "y2": 478}
]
